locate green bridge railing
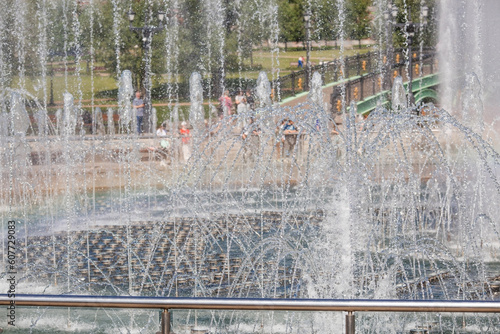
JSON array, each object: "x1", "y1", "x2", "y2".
[
  {"x1": 274, "y1": 48, "x2": 435, "y2": 101},
  {"x1": 351, "y1": 73, "x2": 439, "y2": 115},
  {"x1": 329, "y1": 52, "x2": 438, "y2": 115}
]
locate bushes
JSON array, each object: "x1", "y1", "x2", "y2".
[
  {"x1": 153, "y1": 78, "x2": 258, "y2": 99},
  {"x1": 95, "y1": 76, "x2": 259, "y2": 101}
]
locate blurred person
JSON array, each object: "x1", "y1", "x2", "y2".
[
  {"x1": 179, "y1": 121, "x2": 191, "y2": 162},
  {"x1": 156, "y1": 123, "x2": 167, "y2": 137},
  {"x1": 235, "y1": 90, "x2": 247, "y2": 115},
  {"x1": 218, "y1": 90, "x2": 232, "y2": 116},
  {"x1": 246, "y1": 90, "x2": 255, "y2": 112},
  {"x1": 283, "y1": 119, "x2": 299, "y2": 157},
  {"x1": 132, "y1": 91, "x2": 145, "y2": 134}
]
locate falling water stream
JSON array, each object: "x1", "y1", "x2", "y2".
[{"x1": 0, "y1": 0, "x2": 499, "y2": 333}]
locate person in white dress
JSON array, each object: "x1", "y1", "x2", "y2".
[
  {"x1": 179, "y1": 121, "x2": 191, "y2": 162},
  {"x1": 235, "y1": 90, "x2": 247, "y2": 115},
  {"x1": 156, "y1": 123, "x2": 167, "y2": 137}
]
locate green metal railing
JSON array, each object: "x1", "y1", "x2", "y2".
[
  {"x1": 275, "y1": 48, "x2": 435, "y2": 100},
  {"x1": 330, "y1": 52, "x2": 438, "y2": 115}
]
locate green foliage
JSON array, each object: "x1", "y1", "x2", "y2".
[
  {"x1": 278, "y1": 0, "x2": 305, "y2": 46},
  {"x1": 176, "y1": 0, "x2": 207, "y2": 76},
  {"x1": 84, "y1": 0, "x2": 167, "y2": 88},
  {"x1": 0, "y1": 0, "x2": 439, "y2": 100},
  {"x1": 346, "y1": 0, "x2": 371, "y2": 46},
  {"x1": 311, "y1": 0, "x2": 339, "y2": 42},
  {"x1": 391, "y1": 0, "x2": 437, "y2": 48},
  {"x1": 231, "y1": 0, "x2": 262, "y2": 65}
]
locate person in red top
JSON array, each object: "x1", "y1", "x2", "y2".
[
  {"x1": 218, "y1": 90, "x2": 233, "y2": 116},
  {"x1": 179, "y1": 121, "x2": 191, "y2": 162}
]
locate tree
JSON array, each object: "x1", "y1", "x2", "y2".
[
  {"x1": 312, "y1": 0, "x2": 339, "y2": 47},
  {"x1": 231, "y1": 0, "x2": 262, "y2": 68},
  {"x1": 176, "y1": 0, "x2": 207, "y2": 78},
  {"x1": 278, "y1": 0, "x2": 305, "y2": 51},
  {"x1": 346, "y1": 0, "x2": 371, "y2": 48}
]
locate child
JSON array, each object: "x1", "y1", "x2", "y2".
[{"x1": 179, "y1": 121, "x2": 191, "y2": 162}]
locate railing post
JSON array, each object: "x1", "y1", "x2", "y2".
[
  {"x1": 161, "y1": 309, "x2": 171, "y2": 334},
  {"x1": 347, "y1": 80, "x2": 351, "y2": 103},
  {"x1": 346, "y1": 311, "x2": 355, "y2": 334},
  {"x1": 321, "y1": 64, "x2": 325, "y2": 85},
  {"x1": 356, "y1": 54, "x2": 360, "y2": 76},
  {"x1": 360, "y1": 76, "x2": 364, "y2": 100},
  {"x1": 291, "y1": 71, "x2": 295, "y2": 96}
]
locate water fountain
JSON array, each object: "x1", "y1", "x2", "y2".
[
  {"x1": 439, "y1": 0, "x2": 500, "y2": 131},
  {"x1": 189, "y1": 72, "x2": 204, "y2": 137},
  {"x1": 391, "y1": 76, "x2": 407, "y2": 111},
  {"x1": 0, "y1": 0, "x2": 499, "y2": 333},
  {"x1": 94, "y1": 107, "x2": 105, "y2": 136},
  {"x1": 256, "y1": 71, "x2": 272, "y2": 108},
  {"x1": 118, "y1": 70, "x2": 134, "y2": 133}
]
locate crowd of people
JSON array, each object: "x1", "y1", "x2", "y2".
[
  {"x1": 218, "y1": 89, "x2": 255, "y2": 117},
  {"x1": 136, "y1": 88, "x2": 341, "y2": 164},
  {"x1": 152, "y1": 121, "x2": 192, "y2": 163}
]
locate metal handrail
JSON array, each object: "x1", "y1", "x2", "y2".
[
  {"x1": 2, "y1": 294, "x2": 500, "y2": 312},
  {"x1": 1, "y1": 294, "x2": 500, "y2": 333}
]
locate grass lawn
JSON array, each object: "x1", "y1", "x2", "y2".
[
  {"x1": 11, "y1": 74, "x2": 118, "y2": 103},
  {"x1": 232, "y1": 47, "x2": 373, "y2": 79},
  {"x1": 254, "y1": 47, "x2": 372, "y2": 69}
]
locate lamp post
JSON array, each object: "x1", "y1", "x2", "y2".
[
  {"x1": 47, "y1": 49, "x2": 77, "y2": 106},
  {"x1": 127, "y1": 10, "x2": 165, "y2": 134},
  {"x1": 303, "y1": 11, "x2": 311, "y2": 90},
  {"x1": 387, "y1": 3, "x2": 428, "y2": 105}
]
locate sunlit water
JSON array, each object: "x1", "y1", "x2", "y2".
[
  {"x1": 2, "y1": 83, "x2": 500, "y2": 332},
  {"x1": 1, "y1": 0, "x2": 500, "y2": 333}
]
